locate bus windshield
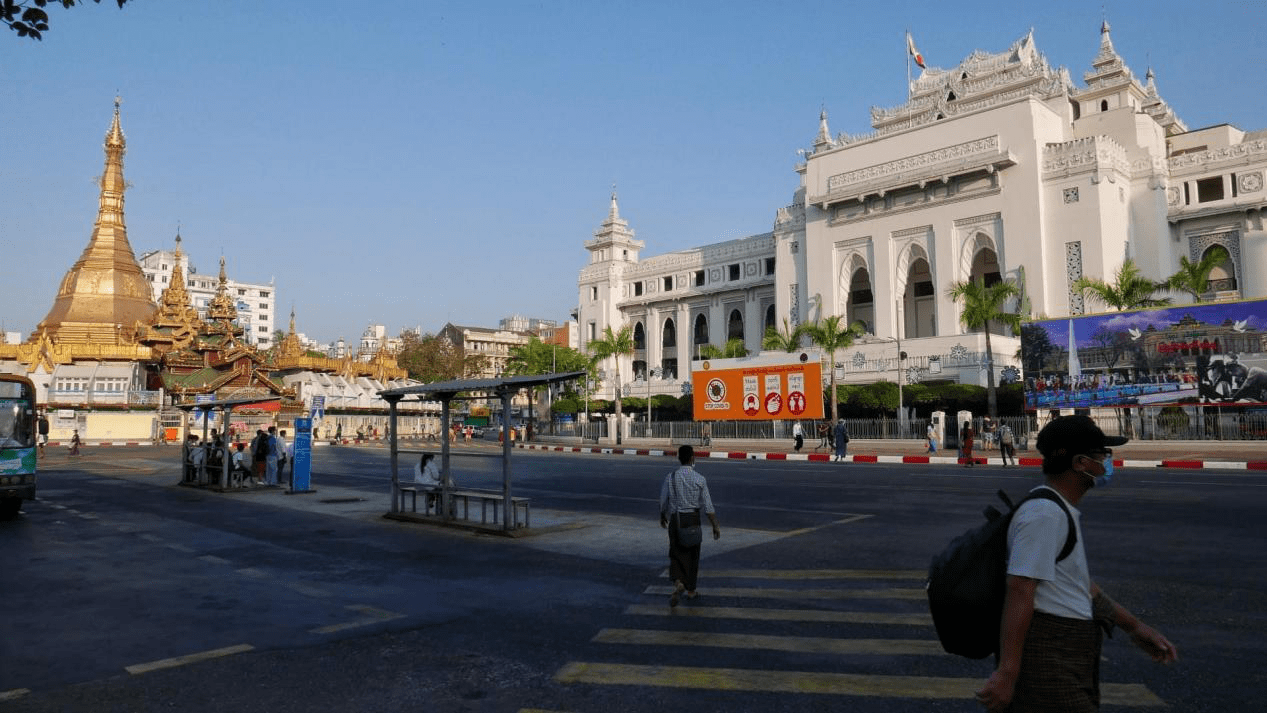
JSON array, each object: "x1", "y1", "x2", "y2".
[{"x1": 0, "y1": 380, "x2": 36, "y2": 449}]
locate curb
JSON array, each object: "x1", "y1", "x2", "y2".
[{"x1": 513, "y1": 443, "x2": 1267, "y2": 471}]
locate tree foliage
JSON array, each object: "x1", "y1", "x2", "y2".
[
  {"x1": 947, "y1": 278, "x2": 1022, "y2": 418},
  {"x1": 4, "y1": 0, "x2": 127, "y2": 40},
  {"x1": 698, "y1": 337, "x2": 748, "y2": 360},
  {"x1": 1165, "y1": 245, "x2": 1231, "y2": 303},
  {"x1": 395, "y1": 331, "x2": 488, "y2": 383},
  {"x1": 588, "y1": 324, "x2": 635, "y2": 437},
  {"x1": 504, "y1": 337, "x2": 594, "y2": 381},
  {"x1": 803, "y1": 315, "x2": 866, "y2": 422},
  {"x1": 762, "y1": 318, "x2": 803, "y2": 353},
  {"x1": 1072, "y1": 259, "x2": 1171, "y2": 311}
]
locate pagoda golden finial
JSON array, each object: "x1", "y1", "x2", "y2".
[{"x1": 30, "y1": 98, "x2": 156, "y2": 347}]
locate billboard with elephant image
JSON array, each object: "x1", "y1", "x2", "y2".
[{"x1": 1020, "y1": 298, "x2": 1267, "y2": 410}]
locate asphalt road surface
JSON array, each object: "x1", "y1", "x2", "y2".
[{"x1": 2, "y1": 444, "x2": 1264, "y2": 712}]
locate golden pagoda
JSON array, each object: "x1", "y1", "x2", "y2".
[
  {"x1": 137, "y1": 233, "x2": 204, "y2": 357},
  {"x1": 32, "y1": 97, "x2": 157, "y2": 346},
  {"x1": 1, "y1": 98, "x2": 155, "y2": 372}
]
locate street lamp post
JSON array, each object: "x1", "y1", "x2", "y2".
[{"x1": 645, "y1": 366, "x2": 662, "y2": 438}]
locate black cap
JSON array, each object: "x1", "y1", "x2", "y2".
[{"x1": 1036, "y1": 415, "x2": 1129, "y2": 459}]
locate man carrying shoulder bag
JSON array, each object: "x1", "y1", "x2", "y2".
[{"x1": 659, "y1": 445, "x2": 721, "y2": 607}]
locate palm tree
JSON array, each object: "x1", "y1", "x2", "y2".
[
  {"x1": 1165, "y1": 245, "x2": 1231, "y2": 303},
  {"x1": 699, "y1": 338, "x2": 749, "y2": 360},
  {"x1": 803, "y1": 315, "x2": 866, "y2": 423},
  {"x1": 946, "y1": 278, "x2": 1022, "y2": 418},
  {"x1": 1072, "y1": 259, "x2": 1171, "y2": 311},
  {"x1": 588, "y1": 324, "x2": 634, "y2": 444},
  {"x1": 762, "y1": 318, "x2": 804, "y2": 353}
]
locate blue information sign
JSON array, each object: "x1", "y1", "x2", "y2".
[{"x1": 291, "y1": 417, "x2": 313, "y2": 493}]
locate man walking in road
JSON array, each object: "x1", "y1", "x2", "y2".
[
  {"x1": 659, "y1": 445, "x2": 720, "y2": 607},
  {"x1": 976, "y1": 415, "x2": 1177, "y2": 712}
]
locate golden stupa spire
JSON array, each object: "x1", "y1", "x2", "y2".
[
  {"x1": 33, "y1": 96, "x2": 157, "y2": 346},
  {"x1": 206, "y1": 256, "x2": 239, "y2": 324}
]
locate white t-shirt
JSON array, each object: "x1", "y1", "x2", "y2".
[
  {"x1": 1006, "y1": 486, "x2": 1092, "y2": 620},
  {"x1": 414, "y1": 461, "x2": 442, "y2": 487}
]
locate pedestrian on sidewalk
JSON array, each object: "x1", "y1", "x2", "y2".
[
  {"x1": 961, "y1": 421, "x2": 975, "y2": 467},
  {"x1": 265, "y1": 426, "x2": 281, "y2": 486},
  {"x1": 659, "y1": 445, "x2": 720, "y2": 607},
  {"x1": 37, "y1": 412, "x2": 48, "y2": 458},
  {"x1": 833, "y1": 418, "x2": 849, "y2": 461},
  {"x1": 927, "y1": 422, "x2": 939, "y2": 453},
  {"x1": 815, "y1": 421, "x2": 830, "y2": 452},
  {"x1": 69, "y1": 429, "x2": 81, "y2": 456},
  {"x1": 999, "y1": 424, "x2": 1016, "y2": 466},
  {"x1": 975, "y1": 414, "x2": 1177, "y2": 712},
  {"x1": 792, "y1": 421, "x2": 804, "y2": 452}
]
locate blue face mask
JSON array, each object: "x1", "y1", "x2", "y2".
[{"x1": 1094, "y1": 458, "x2": 1114, "y2": 488}]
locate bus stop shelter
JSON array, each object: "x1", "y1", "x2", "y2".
[
  {"x1": 175, "y1": 396, "x2": 282, "y2": 489},
  {"x1": 379, "y1": 372, "x2": 584, "y2": 532}
]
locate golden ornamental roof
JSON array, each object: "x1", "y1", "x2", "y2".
[
  {"x1": 206, "y1": 256, "x2": 239, "y2": 324},
  {"x1": 32, "y1": 97, "x2": 157, "y2": 347},
  {"x1": 140, "y1": 234, "x2": 205, "y2": 353}
]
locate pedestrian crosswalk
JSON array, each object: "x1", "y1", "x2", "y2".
[{"x1": 549, "y1": 568, "x2": 1166, "y2": 710}]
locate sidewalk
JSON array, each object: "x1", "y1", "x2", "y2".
[{"x1": 516, "y1": 437, "x2": 1267, "y2": 470}]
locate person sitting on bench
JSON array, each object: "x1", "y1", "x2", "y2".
[{"x1": 414, "y1": 453, "x2": 456, "y2": 513}]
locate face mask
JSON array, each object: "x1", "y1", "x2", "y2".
[{"x1": 1095, "y1": 458, "x2": 1113, "y2": 488}]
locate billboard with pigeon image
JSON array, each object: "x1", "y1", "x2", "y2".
[{"x1": 1021, "y1": 298, "x2": 1267, "y2": 410}]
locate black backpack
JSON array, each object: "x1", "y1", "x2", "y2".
[{"x1": 926, "y1": 487, "x2": 1076, "y2": 659}]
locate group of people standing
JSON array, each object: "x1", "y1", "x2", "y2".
[
  {"x1": 184, "y1": 426, "x2": 291, "y2": 487},
  {"x1": 924, "y1": 418, "x2": 1017, "y2": 467},
  {"x1": 794, "y1": 419, "x2": 850, "y2": 461}
]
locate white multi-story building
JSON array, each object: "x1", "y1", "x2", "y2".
[
  {"x1": 138, "y1": 237, "x2": 277, "y2": 348},
  {"x1": 579, "y1": 24, "x2": 1267, "y2": 402}
]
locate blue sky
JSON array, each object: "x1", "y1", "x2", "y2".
[{"x1": 3, "y1": 1, "x2": 1264, "y2": 345}]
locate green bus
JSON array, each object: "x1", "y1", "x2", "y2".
[{"x1": 0, "y1": 374, "x2": 38, "y2": 519}]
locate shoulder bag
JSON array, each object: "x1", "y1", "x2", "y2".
[{"x1": 670, "y1": 470, "x2": 703, "y2": 547}]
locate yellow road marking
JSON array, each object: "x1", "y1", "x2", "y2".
[
  {"x1": 684, "y1": 569, "x2": 926, "y2": 580},
  {"x1": 623, "y1": 603, "x2": 931, "y2": 626},
  {"x1": 644, "y1": 585, "x2": 926, "y2": 600},
  {"x1": 781, "y1": 513, "x2": 873, "y2": 536},
  {"x1": 594, "y1": 628, "x2": 943, "y2": 655},
  {"x1": 125, "y1": 644, "x2": 255, "y2": 675},
  {"x1": 309, "y1": 604, "x2": 406, "y2": 634},
  {"x1": 554, "y1": 663, "x2": 1165, "y2": 705}
]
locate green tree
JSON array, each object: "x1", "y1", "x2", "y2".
[
  {"x1": 1165, "y1": 245, "x2": 1231, "y2": 303},
  {"x1": 4, "y1": 0, "x2": 127, "y2": 40},
  {"x1": 1072, "y1": 259, "x2": 1171, "y2": 311},
  {"x1": 762, "y1": 318, "x2": 804, "y2": 353},
  {"x1": 504, "y1": 337, "x2": 595, "y2": 433},
  {"x1": 395, "y1": 331, "x2": 487, "y2": 383},
  {"x1": 947, "y1": 278, "x2": 1022, "y2": 419},
  {"x1": 1020, "y1": 323, "x2": 1057, "y2": 376},
  {"x1": 803, "y1": 315, "x2": 866, "y2": 422},
  {"x1": 698, "y1": 337, "x2": 748, "y2": 360},
  {"x1": 588, "y1": 324, "x2": 635, "y2": 443}
]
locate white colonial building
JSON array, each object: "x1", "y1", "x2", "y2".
[{"x1": 578, "y1": 24, "x2": 1267, "y2": 403}]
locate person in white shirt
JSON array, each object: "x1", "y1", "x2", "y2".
[
  {"x1": 659, "y1": 446, "x2": 720, "y2": 606},
  {"x1": 976, "y1": 415, "x2": 1176, "y2": 713}
]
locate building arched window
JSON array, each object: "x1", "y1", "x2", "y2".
[
  {"x1": 727, "y1": 309, "x2": 744, "y2": 342},
  {"x1": 693, "y1": 314, "x2": 709, "y2": 351},
  {"x1": 1100, "y1": 99, "x2": 1108, "y2": 112},
  {"x1": 662, "y1": 318, "x2": 676, "y2": 347},
  {"x1": 764, "y1": 304, "x2": 776, "y2": 333},
  {"x1": 633, "y1": 321, "x2": 645, "y2": 350}
]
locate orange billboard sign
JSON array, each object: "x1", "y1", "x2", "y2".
[{"x1": 692, "y1": 354, "x2": 824, "y2": 421}]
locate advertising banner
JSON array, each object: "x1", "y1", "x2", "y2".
[
  {"x1": 1021, "y1": 298, "x2": 1267, "y2": 410},
  {"x1": 692, "y1": 352, "x2": 824, "y2": 421}
]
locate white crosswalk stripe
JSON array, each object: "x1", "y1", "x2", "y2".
[{"x1": 552, "y1": 568, "x2": 1166, "y2": 708}]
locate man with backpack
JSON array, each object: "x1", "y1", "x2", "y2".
[
  {"x1": 998, "y1": 424, "x2": 1016, "y2": 466},
  {"x1": 975, "y1": 415, "x2": 1176, "y2": 712}
]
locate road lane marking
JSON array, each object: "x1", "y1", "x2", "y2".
[
  {"x1": 553, "y1": 663, "x2": 1165, "y2": 705},
  {"x1": 309, "y1": 604, "x2": 407, "y2": 634},
  {"x1": 0, "y1": 689, "x2": 30, "y2": 701},
  {"x1": 236, "y1": 567, "x2": 270, "y2": 579},
  {"x1": 623, "y1": 604, "x2": 931, "y2": 626},
  {"x1": 681, "y1": 569, "x2": 926, "y2": 580},
  {"x1": 593, "y1": 628, "x2": 943, "y2": 655},
  {"x1": 197, "y1": 555, "x2": 231, "y2": 565},
  {"x1": 643, "y1": 585, "x2": 926, "y2": 600},
  {"x1": 284, "y1": 581, "x2": 333, "y2": 598},
  {"x1": 125, "y1": 644, "x2": 255, "y2": 675},
  {"x1": 166, "y1": 543, "x2": 194, "y2": 553}
]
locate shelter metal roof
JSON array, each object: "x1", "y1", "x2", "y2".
[
  {"x1": 174, "y1": 396, "x2": 283, "y2": 411},
  {"x1": 379, "y1": 371, "x2": 586, "y2": 399}
]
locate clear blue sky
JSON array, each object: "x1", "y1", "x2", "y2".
[{"x1": 3, "y1": 1, "x2": 1264, "y2": 345}]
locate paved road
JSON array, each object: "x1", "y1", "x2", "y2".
[{"x1": 2, "y1": 444, "x2": 1264, "y2": 712}]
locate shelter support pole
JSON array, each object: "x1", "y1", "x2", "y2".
[
  {"x1": 386, "y1": 395, "x2": 401, "y2": 514},
  {"x1": 219, "y1": 406, "x2": 230, "y2": 489},
  {"x1": 440, "y1": 395, "x2": 452, "y2": 521},
  {"x1": 501, "y1": 389, "x2": 513, "y2": 531}
]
